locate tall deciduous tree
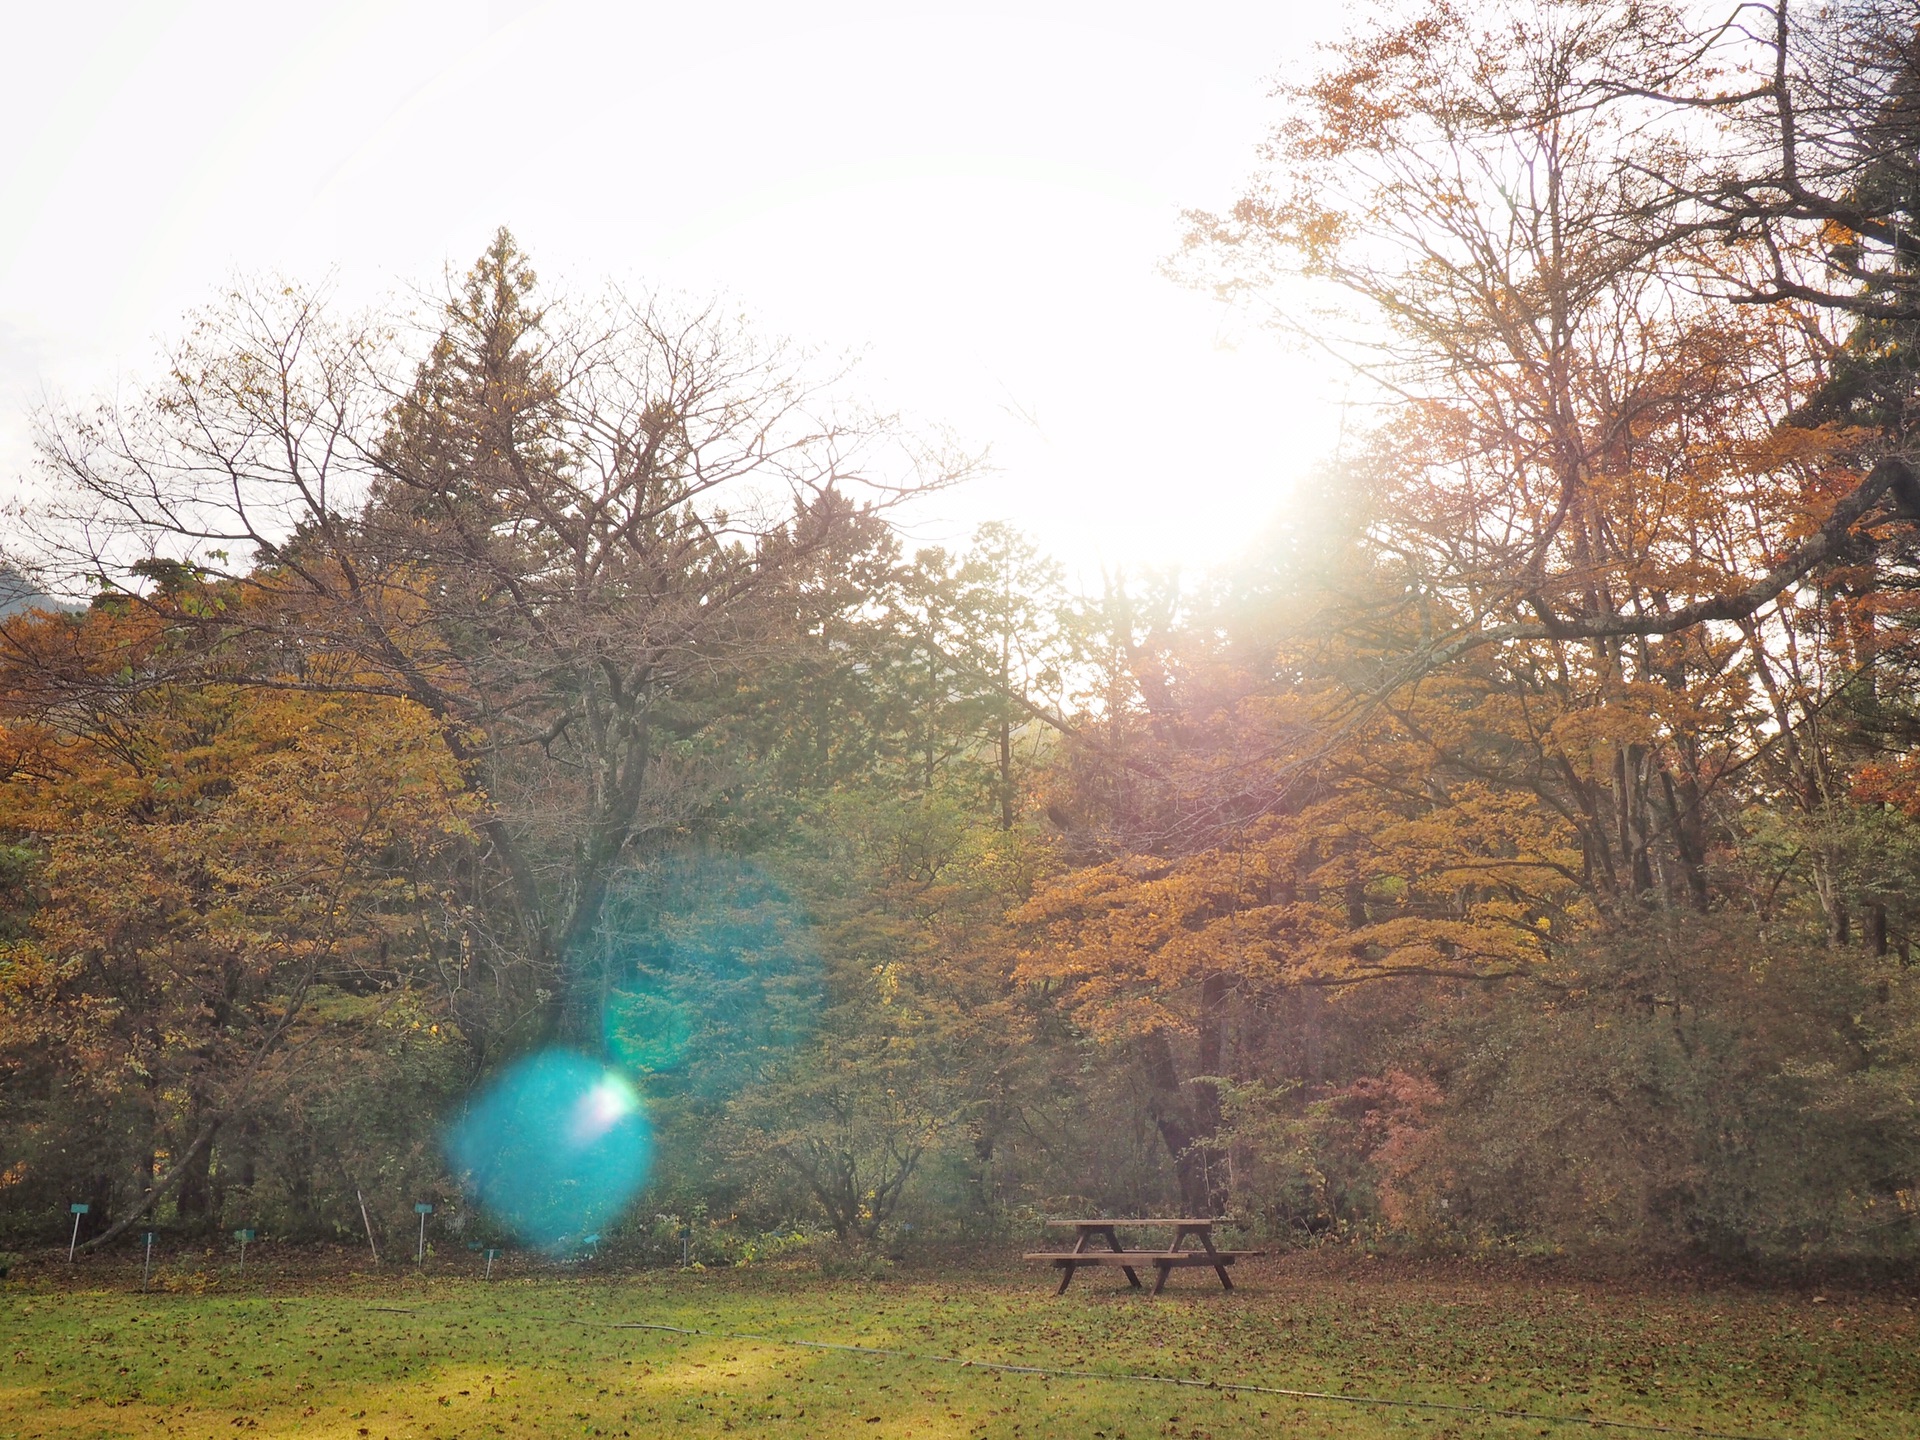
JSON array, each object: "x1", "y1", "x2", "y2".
[
  {"x1": 28, "y1": 231, "x2": 955, "y2": 1056},
  {"x1": 1176, "y1": 0, "x2": 1920, "y2": 914},
  {"x1": 1010, "y1": 0, "x2": 1920, "y2": 1211}
]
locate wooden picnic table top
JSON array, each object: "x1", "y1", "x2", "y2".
[{"x1": 1045, "y1": 1217, "x2": 1229, "y2": 1228}]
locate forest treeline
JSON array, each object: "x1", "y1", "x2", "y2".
[{"x1": 6, "y1": 0, "x2": 1920, "y2": 1269}]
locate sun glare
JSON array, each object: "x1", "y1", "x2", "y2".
[{"x1": 0, "y1": 2, "x2": 1352, "y2": 574}]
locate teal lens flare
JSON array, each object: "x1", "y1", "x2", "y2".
[
  {"x1": 598, "y1": 858, "x2": 820, "y2": 1090},
  {"x1": 446, "y1": 1051, "x2": 652, "y2": 1250}
]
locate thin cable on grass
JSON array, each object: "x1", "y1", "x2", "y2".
[{"x1": 528, "y1": 1313, "x2": 1787, "y2": 1440}]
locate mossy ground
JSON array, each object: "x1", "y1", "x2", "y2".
[{"x1": 2, "y1": 1253, "x2": 1914, "y2": 1439}]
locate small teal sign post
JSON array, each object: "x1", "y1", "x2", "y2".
[
  {"x1": 66, "y1": 1202, "x2": 89, "y2": 1262},
  {"x1": 234, "y1": 1228, "x2": 256, "y2": 1274},
  {"x1": 142, "y1": 1231, "x2": 156, "y2": 1290},
  {"x1": 414, "y1": 1203, "x2": 434, "y2": 1265},
  {"x1": 484, "y1": 1247, "x2": 499, "y2": 1280}
]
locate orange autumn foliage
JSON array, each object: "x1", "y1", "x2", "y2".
[{"x1": 0, "y1": 596, "x2": 473, "y2": 1223}]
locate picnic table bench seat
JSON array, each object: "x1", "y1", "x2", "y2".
[{"x1": 1022, "y1": 1246, "x2": 1264, "y2": 1295}]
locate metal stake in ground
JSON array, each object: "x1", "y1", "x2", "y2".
[
  {"x1": 142, "y1": 1231, "x2": 155, "y2": 1290},
  {"x1": 414, "y1": 1203, "x2": 433, "y2": 1265},
  {"x1": 66, "y1": 1202, "x2": 88, "y2": 1261},
  {"x1": 355, "y1": 1187, "x2": 380, "y2": 1265},
  {"x1": 485, "y1": 1247, "x2": 498, "y2": 1280},
  {"x1": 234, "y1": 1228, "x2": 255, "y2": 1275}
]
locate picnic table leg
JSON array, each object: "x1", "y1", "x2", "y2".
[
  {"x1": 1054, "y1": 1225, "x2": 1101, "y2": 1296},
  {"x1": 1188, "y1": 1224, "x2": 1234, "y2": 1291},
  {"x1": 1151, "y1": 1260, "x2": 1172, "y2": 1296},
  {"x1": 1098, "y1": 1225, "x2": 1143, "y2": 1289}
]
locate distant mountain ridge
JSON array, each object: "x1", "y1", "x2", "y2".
[{"x1": 0, "y1": 563, "x2": 74, "y2": 619}]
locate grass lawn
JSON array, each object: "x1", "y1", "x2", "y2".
[{"x1": 2, "y1": 1254, "x2": 1914, "y2": 1440}]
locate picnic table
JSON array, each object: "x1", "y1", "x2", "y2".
[{"x1": 1024, "y1": 1218, "x2": 1260, "y2": 1295}]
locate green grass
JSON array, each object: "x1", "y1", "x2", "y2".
[{"x1": 3, "y1": 1257, "x2": 1915, "y2": 1439}]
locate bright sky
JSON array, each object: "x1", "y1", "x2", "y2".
[{"x1": 0, "y1": 0, "x2": 1353, "y2": 585}]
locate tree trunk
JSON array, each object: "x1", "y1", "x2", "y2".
[
  {"x1": 1140, "y1": 1028, "x2": 1213, "y2": 1215},
  {"x1": 998, "y1": 716, "x2": 1015, "y2": 830},
  {"x1": 80, "y1": 1118, "x2": 221, "y2": 1252},
  {"x1": 175, "y1": 1131, "x2": 216, "y2": 1229}
]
